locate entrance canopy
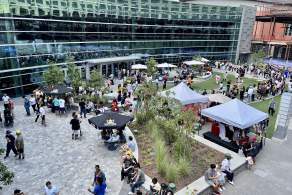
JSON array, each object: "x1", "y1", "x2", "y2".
[
  {"x1": 86, "y1": 55, "x2": 141, "y2": 65},
  {"x1": 131, "y1": 64, "x2": 147, "y2": 70},
  {"x1": 201, "y1": 99, "x2": 268, "y2": 129},
  {"x1": 156, "y1": 63, "x2": 177, "y2": 68},
  {"x1": 160, "y1": 82, "x2": 209, "y2": 105},
  {"x1": 183, "y1": 60, "x2": 205, "y2": 66}
]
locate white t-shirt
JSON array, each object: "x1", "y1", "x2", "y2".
[
  {"x1": 2, "y1": 96, "x2": 9, "y2": 104},
  {"x1": 39, "y1": 107, "x2": 45, "y2": 116},
  {"x1": 59, "y1": 99, "x2": 65, "y2": 108},
  {"x1": 30, "y1": 97, "x2": 36, "y2": 105},
  {"x1": 45, "y1": 186, "x2": 59, "y2": 195}
]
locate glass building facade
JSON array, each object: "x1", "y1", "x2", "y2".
[{"x1": 0, "y1": 0, "x2": 244, "y2": 96}]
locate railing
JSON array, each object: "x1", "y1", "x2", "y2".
[{"x1": 253, "y1": 34, "x2": 292, "y2": 42}]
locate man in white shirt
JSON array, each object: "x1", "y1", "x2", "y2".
[
  {"x1": 221, "y1": 153, "x2": 234, "y2": 185},
  {"x1": 44, "y1": 181, "x2": 59, "y2": 195},
  {"x1": 29, "y1": 95, "x2": 37, "y2": 112},
  {"x1": 247, "y1": 86, "x2": 253, "y2": 102},
  {"x1": 2, "y1": 94, "x2": 9, "y2": 109},
  {"x1": 58, "y1": 98, "x2": 65, "y2": 115},
  {"x1": 35, "y1": 105, "x2": 46, "y2": 126}
]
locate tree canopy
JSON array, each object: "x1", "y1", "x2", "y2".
[
  {"x1": 0, "y1": 149, "x2": 14, "y2": 189},
  {"x1": 43, "y1": 62, "x2": 64, "y2": 86},
  {"x1": 89, "y1": 69, "x2": 103, "y2": 89},
  {"x1": 145, "y1": 57, "x2": 157, "y2": 76},
  {"x1": 66, "y1": 57, "x2": 82, "y2": 91}
]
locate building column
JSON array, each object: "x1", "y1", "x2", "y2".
[{"x1": 85, "y1": 64, "x2": 91, "y2": 80}]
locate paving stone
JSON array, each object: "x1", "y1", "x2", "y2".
[{"x1": 0, "y1": 100, "x2": 123, "y2": 195}]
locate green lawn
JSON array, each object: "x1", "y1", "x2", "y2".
[
  {"x1": 192, "y1": 72, "x2": 260, "y2": 92},
  {"x1": 250, "y1": 95, "x2": 281, "y2": 138}
]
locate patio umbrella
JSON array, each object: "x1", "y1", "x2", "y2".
[
  {"x1": 39, "y1": 85, "x2": 73, "y2": 95},
  {"x1": 131, "y1": 64, "x2": 147, "y2": 70},
  {"x1": 156, "y1": 63, "x2": 177, "y2": 68},
  {"x1": 88, "y1": 112, "x2": 134, "y2": 130}
]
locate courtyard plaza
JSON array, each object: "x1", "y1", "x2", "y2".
[{"x1": 0, "y1": 99, "x2": 123, "y2": 195}]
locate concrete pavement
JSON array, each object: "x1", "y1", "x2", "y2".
[{"x1": 223, "y1": 118, "x2": 292, "y2": 195}]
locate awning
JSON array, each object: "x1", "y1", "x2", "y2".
[
  {"x1": 206, "y1": 93, "x2": 231, "y2": 104},
  {"x1": 87, "y1": 55, "x2": 141, "y2": 64}
]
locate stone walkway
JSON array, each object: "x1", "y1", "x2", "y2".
[
  {"x1": 0, "y1": 100, "x2": 122, "y2": 195},
  {"x1": 223, "y1": 118, "x2": 292, "y2": 195}
]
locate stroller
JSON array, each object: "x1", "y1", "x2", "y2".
[{"x1": 4, "y1": 109, "x2": 13, "y2": 127}]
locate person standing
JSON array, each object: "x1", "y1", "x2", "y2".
[
  {"x1": 4, "y1": 130, "x2": 18, "y2": 159},
  {"x1": 70, "y1": 112, "x2": 81, "y2": 140},
  {"x1": 2, "y1": 94, "x2": 10, "y2": 110},
  {"x1": 29, "y1": 95, "x2": 37, "y2": 113},
  {"x1": 79, "y1": 99, "x2": 86, "y2": 118},
  {"x1": 15, "y1": 130, "x2": 24, "y2": 160},
  {"x1": 221, "y1": 153, "x2": 234, "y2": 185},
  {"x1": 52, "y1": 97, "x2": 60, "y2": 114},
  {"x1": 58, "y1": 97, "x2": 66, "y2": 115},
  {"x1": 127, "y1": 136, "x2": 136, "y2": 152},
  {"x1": 44, "y1": 181, "x2": 60, "y2": 195},
  {"x1": 23, "y1": 96, "x2": 31, "y2": 116},
  {"x1": 14, "y1": 189, "x2": 24, "y2": 195},
  {"x1": 268, "y1": 98, "x2": 276, "y2": 116}
]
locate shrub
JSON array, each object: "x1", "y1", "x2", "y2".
[
  {"x1": 155, "y1": 139, "x2": 167, "y2": 177},
  {"x1": 156, "y1": 120, "x2": 177, "y2": 145},
  {"x1": 166, "y1": 163, "x2": 178, "y2": 183},
  {"x1": 173, "y1": 135, "x2": 192, "y2": 160},
  {"x1": 177, "y1": 158, "x2": 191, "y2": 177}
]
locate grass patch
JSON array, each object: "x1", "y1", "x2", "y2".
[
  {"x1": 250, "y1": 95, "x2": 281, "y2": 138},
  {"x1": 192, "y1": 71, "x2": 260, "y2": 92}
]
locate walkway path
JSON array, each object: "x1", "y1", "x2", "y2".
[
  {"x1": 0, "y1": 100, "x2": 122, "y2": 195},
  {"x1": 223, "y1": 118, "x2": 292, "y2": 195}
]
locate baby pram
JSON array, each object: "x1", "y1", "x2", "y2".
[{"x1": 4, "y1": 109, "x2": 13, "y2": 127}]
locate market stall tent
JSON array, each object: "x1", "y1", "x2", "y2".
[
  {"x1": 201, "y1": 99, "x2": 268, "y2": 129},
  {"x1": 160, "y1": 82, "x2": 209, "y2": 105}
]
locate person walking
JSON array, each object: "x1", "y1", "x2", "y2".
[
  {"x1": 23, "y1": 96, "x2": 31, "y2": 116},
  {"x1": 92, "y1": 165, "x2": 106, "y2": 186},
  {"x1": 79, "y1": 99, "x2": 86, "y2": 118},
  {"x1": 70, "y1": 112, "x2": 81, "y2": 140},
  {"x1": 35, "y1": 104, "x2": 46, "y2": 126},
  {"x1": 268, "y1": 98, "x2": 276, "y2": 116},
  {"x1": 29, "y1": 95, "x2": 37, "y2": 113},
  {"x1": 52, "y1": 97, "x2": 60, "y2": 114},
  {"x1": 44, "y1": 181, "x2": 60, "y2": 195},
  {"x1": 2, "y1": 94, "x2": 10, "y2": 110},
  {"x1": 88, "y1": 176, "x2": 107, "y2": 195},
  {"x1": 4, "y1": 130, "x2": 18, "y2": 159},
  {"x1": 15, "y1": 130, "x2": 24, "y2": 160}
]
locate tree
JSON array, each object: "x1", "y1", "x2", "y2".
[
  {"x1": 43, "y1": 62, "x2": 64, "y2": 86},
  {"x1": 145, "y1": 57, "x2": 157, "y2": 76},
  {"x1": 251, "y1": 49, "x2": 266, "y2": 65},
  {"x1": 0, "y1": 149, "x2": 14, "y2": 189},
  {"x1": 89, "y1": 69, "x2": 103, "y2": 89},
  {"x1": 192, "y1": 55, "x2": 202, "y2": 61},
  {"x1": 66, "y1": 57, "x2": 82, "y2": 91}
]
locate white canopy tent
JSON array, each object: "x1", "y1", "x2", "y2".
[
  {"x1": 201, "y1": 99, "x2": 268, "y2": 129},
  {"x1": 207, "y1": 93, "x2": 231, "y2": 104},
  {"x1": 131, "y1": 64, "x2": 147, "y2": 70},
  {"x1": 156, "y1": 63, "x2": 177, "y2": 68},
  {"x1": 159, "y1": 82, "x2": 209, "y2": 105},
  {"x1": 183, "y1": 60, "x2": 205, "y2": 66}
]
